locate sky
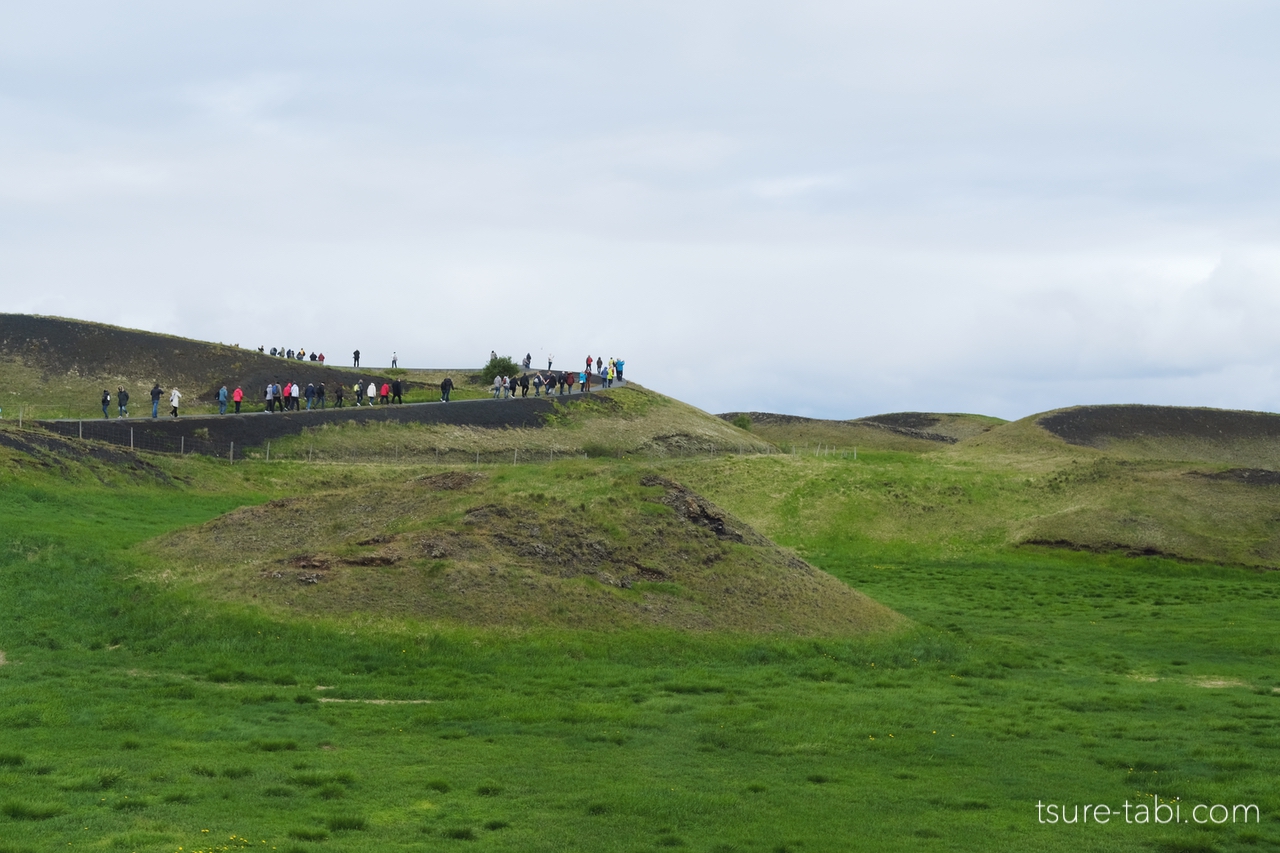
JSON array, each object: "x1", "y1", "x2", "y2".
[{"x1": 3, "y1": 1, "x2": 1280, "y2": 420}]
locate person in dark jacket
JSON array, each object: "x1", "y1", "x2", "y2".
[
  {"x1": 440, "y1": 376, "x2": 453, "y2": 402},
  {"x1": 117, "y1": 387, "x2": 129, "y2": 418},
  {"x1": 150, "y1": 383, "x2": 163, "y2": 418},
  {"x1": 317, "y1": 383, "x2": 326, "y2": 409},
  {"x1": 353, "y1": 349, "x2": 360, "y2": 368},
  {"x1": 519, "y1": 374, "x2": 530, "y2": 397},
  {"x1": 305, "y1": 383, "x2": 316, "y2": 410},
  {"x1": 391, "y1": 379, "x2": 403, "y2": 404},
  {"x1": 334, "y1": 383, "x2": 345, "y2": 407},
  {"x1": 101, "y1": 390, "x2": 110, "y2": 418}
]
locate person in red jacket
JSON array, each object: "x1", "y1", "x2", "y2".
[
  {"x1": 379, "y1": 382, "x2": 390, "y2": 405},
  {"x1": 232, "y1": 386, "x2": 244, "y2": 414}
]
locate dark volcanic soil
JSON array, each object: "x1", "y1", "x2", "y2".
[
  {"x1": 37, "y1": 393, "x2": 577, "y2": 455},
  {"x1": 1039, "y1": 405, "x2": 1280, "y2": 447},
  {"x1": 0, "y1": 313, "x2": 410, "y2": 398}
]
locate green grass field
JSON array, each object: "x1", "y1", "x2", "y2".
[{"x1": 2, "y1": 419, "x2": 1279, "y2": 851}]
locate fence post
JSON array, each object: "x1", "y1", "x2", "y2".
[
  {"x1": 130, "y1": 428, "x2": 134, "y2": 450},
  {"x1": 514, "y1": 449, "x2": 517, "y2": 465},
  {"x1": 79, "y1": 420, "x2": 83, "y2": 439},
  {"x1": 230, "y1": 442, "x2": 234, "y2": 465},
  {"x1": 266, "y1": 441, "x2": 271, "y2": 463},
  {"x1": 180, "y1": 436, "x2": 184, "y2": 455}
]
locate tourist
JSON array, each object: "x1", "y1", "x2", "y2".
[
  {"x1": 547, "y1": 353, "x2": 554, "y2": 369},
  {"x1": 317, "y1": 383, "x2": 326, "y2": 409},
  {"x1": 305, "y1": 383, "x2": 316, "y2": 410},
  {"x1": 218, "y1": 385, "x2": 228, "y2": 415},
  {"x1": 291, "y1": 381, "x2": 302, "y2": 411},
  {"x1": 354, "y1": 381, "x2": 364, "y2": 406},
  {"x1": 493, "y1": 375, "x2": 502, "y2": 399},
  {"x1": 169, "y1": 387, "x2": 182, "y2": 418},
  {"x1": 596, "y1": 356, "x2": 603, "y2": 372},
  {"x1": 264, "y1": 383, "x2": 274, "y2": 412},
  {"x1": 579, "y1": 371, "x2": 587, "y2": 393},
  {"x1": 392, "y1": 351, "x2": 398, "y2": 368},
  {"x1": 586, "y1": 354, "x2": 592, "y2": 373},
  {"x1": 101, "y1": 389, "x2": 110, "y2": 418},
  {"x1": 367, "y1": 381, "x2": 377, "y2": 405},
  {"x1": 391, "y1": 379, "x2": 402, "y2": 404},
  {"x1": 150, "y1": 383, "x2": 162, "y2": 418},
  {"x1": 117, "y1": 386, "x2": 129, "y2": 418},
  {"x1": 353, "y1": 349, "x2": 360, "y2": 368},
  {"x1": 232, "y1": 386, "x2": 243, "y2": 414},
  {"x1": 441, "y1": 376, "x2": 453, "y2": 402},
  {"x1": 318, "y1": 353, "x2": 325, "y2": 364},
  {"x1": 519, "y1": 374, "x2": 529, "y2": 398},
  {"x1": 532, "y1": 373, "x2": 544, "y2": 396},
  {"x1": 334, "y1": 383, "x2": 345, "y2": 408},
  {"x1": 616, "y1": 359, "x2": 624, "y2": 380},
  {"x1": 379, "y1": 382, "x2": 390, "y2": 405},
  {"x1": 523, "y1": 353, "x2": 532, "y2": 369}
]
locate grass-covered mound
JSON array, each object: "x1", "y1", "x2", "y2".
[
  {"x1": 264, "y1": 384, "x2": 772, "y2": 462},
  {"x1": 146, "y1": 462, "x2": 900, "y2": 634},
  {"x1": 720, "y1": 411, "x2": 1004, "y2": 452},
  {"x1": 0, "y1": 313, "x2": 435, "y2": 420}
]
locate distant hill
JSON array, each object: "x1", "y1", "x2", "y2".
[
  {"x1": 717, "y1": 411, "x2": 1006, "y2": 452},
  {"x1": 0, "y1": 313, "x2": 410, "y2": 418}
]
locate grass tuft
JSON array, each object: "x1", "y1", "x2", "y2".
[
  {"x1": 2, "y1": 800, "x2": 65, "y2": 820},
  {"x1": 325, "y1": 814, "x2": 368, "y2": 831}
]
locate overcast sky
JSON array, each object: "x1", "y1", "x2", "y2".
[{"x1": 3, "y1": 1, "x2": 1279, "y2": 420}]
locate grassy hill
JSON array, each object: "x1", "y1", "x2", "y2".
[
  {"x1": 720, "y1": 411, "x2": 1005, "y2": 452},
  {"x1": 147, "y1": 464, "x2": 899, "y2": 635},
  {"x1": 262, "y1": 384, "x2": 771, "y2": 463},
  {"x1": 0, "y1": 314, "x2": 456, "y2": 419}
]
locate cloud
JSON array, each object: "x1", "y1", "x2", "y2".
[{"x1": 2, "y1": 1, "x2": 1279, "y2": 419}]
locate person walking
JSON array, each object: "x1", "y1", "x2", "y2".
[
  {"x1": 169, "y1": 387, "x2": 182, "y2": 417},
  {"x1": 218, "y1": 385, "x2": 228, "y2": 415},
  {"x1": 440, "y1": 375, "x2": 453, "y2": 402},
  {"x1": 547, "y1": 353, "x2": 554, "y2": 370},
  {"x1": 579, "y1": 371, "x2": 587, "y2": 393},
  {"x1": 379, "y1": 382, "x2": 390, "y2": 405},
  {"x1": 291, "y1": 381, "x2": 301, "y2": 411},
  {"x1": 586, "y1": 354, "x2": 592, "y2": 373},
  {"x1": 264, "y1": 383, "x2": 274, "y2": 412},
  {"x1": 334, "y1": 383, "x2": 345, "y2": 408},
  {"x1": 391, "y1": 379, "x2": 402, "y2": 404},
  {"x1": 354, "y1": 381, "x2": 364, "y2": 406},
  {"x1": 523, "y1": 353, "x2": 532, "y2": 369},
  {"x1": 101, "y1": 389, "x2": 110, "y2": 418},
  {"x1": 492, "y1": 375, "x2": 502, "y2": 399},
  {"x1": 367, "y1": 381, "x2": 377, "y2": 405},
  {"x1": 117, "y1": 386, "x2": 129, "y2": 418},
  {"x1": 305, "y1": 383, "x2": 316, "y2": 410},
  {"x1": 353, "y1": 349, "x2": 361, "y2": 368},
  {"x1": 532, "y1": 372, "x2": 543, "y2": 397},
  {"x1": 317, "y1": 383, "x2": 326, "y2": 409},
  {"x1": 150, "y1": 383, "x2": 162, "y2": 418},
  {"x1": 616, "y1": 358, "x2": 624, "y2": 381},
  {"x1": 391, "y1": 351, "x2": 398, "y2": 368},
  {"x1": 596, "y1": 356, "x2": 603, "y2": 372},
  {"x1": 519, "y1": 374, "x2": 529, "y2": 397},
  {"x1": 233, "y1": 386, "x2": 243, "y2": 414}
]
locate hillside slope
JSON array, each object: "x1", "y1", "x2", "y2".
[
  {"x1": 0, "y1": 313, "x2": 406, "y2": 418},
  {"x1": 719, "y1": 411, "x2": 1004, "y2": 452}
]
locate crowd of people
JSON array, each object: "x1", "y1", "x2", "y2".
[
  {"x1": 260, "y1": 346, "x2": 327, "y2": 363},
  {"x1": 90, "y1": 350, "x2": 622, "y2": 419},
  {"x1": 491, "y1": 354, "x2": 625, "y2": 399}
]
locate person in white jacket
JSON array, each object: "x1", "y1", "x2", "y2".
[
  {"x1": 169, "y1": 388, "x2": 182, "y2": 418},
  {"x1": 291, "y1": 382, "x2": 301, "y2": 410},
  {"x1": 366, "y1": 381, "x2": 376, "y2": 404}
]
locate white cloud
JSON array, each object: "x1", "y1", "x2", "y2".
[{"x1": 2, "y1": 1, "x2": 1279, "y2": 419}]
